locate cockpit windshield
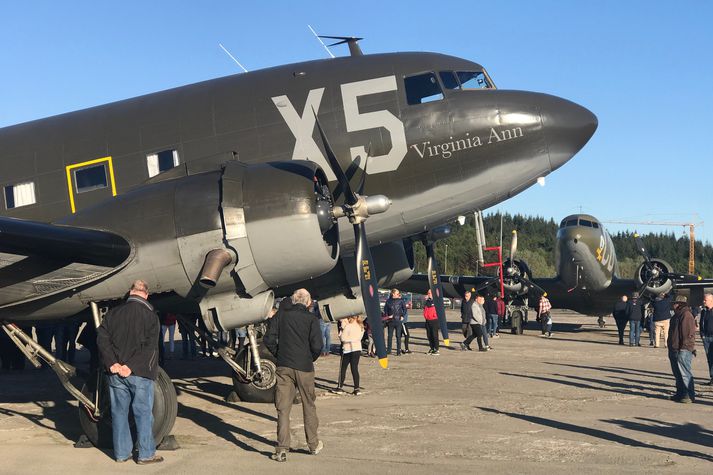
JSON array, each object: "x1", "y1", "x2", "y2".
[{"x1": 457, "y1": 71, "x2": 491, "y2": 89}]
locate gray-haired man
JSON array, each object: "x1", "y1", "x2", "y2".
[{"x1": 264, "y1": 288, "x2": 324, "y2": 462}]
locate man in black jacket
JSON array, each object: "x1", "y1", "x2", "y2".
[
  {"x1": 612, "y1": 295, "x2": 630, "y2": 345},
  {"x1": 627, "y1": 292, "x2": 645, "y2": 347},
  {"x1": 96, "y1": 280, "x2": 163, "y2": 465},
  {"x1": 700, "y1": 292, "x2": 713, "y2": 386},
  {"x1": 264, "y1": 288, "x2": 323, "y2": 462}
]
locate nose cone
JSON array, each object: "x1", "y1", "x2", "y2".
[{"x1": 540, "y1": 96, "x2": 598, "y2": 171}]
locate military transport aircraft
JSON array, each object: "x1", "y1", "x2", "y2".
[
  {"x1": 0, "y1": 38, "x2": 596, "y2": 448},
  {"x1": 403, "y1": 214, "x2": 711, "y2": 319}
]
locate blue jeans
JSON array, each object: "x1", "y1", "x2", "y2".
[
  {"x1": 702, "y1": 335, "x2": 713, "y2": 381},
  {"x1": 320, "y1": 320, "x2": 331, "y2": 354},
  {"x1": 629, "y1": 320, "x2": 641, "y2": 346},
  {"x1": 487, "y1": 314, "x2": 499, "y2": 336},
  {"x1": 668, "y1": 350, "x2": 695, "y2": 400},
  {"x1": 108, "y1": 374, "x2": 155, "y2": 461}
]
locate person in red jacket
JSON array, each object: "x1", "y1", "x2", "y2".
[{"x1": 423, "y1": 290, "x2": 440, "y2": 355}]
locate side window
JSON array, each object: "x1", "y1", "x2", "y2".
[
  {"x1": 404, "y1": 72, "x2": 444, "y2": 105},
  {"x1": 4, "y1": 181, "x2": 36, "y2": 209},
  {"x1": 439, "y1": 71, "x2": 460, "y2": 90},
  {"x1": 75, "y1": 163, "x2": 108, "y2": 193},
  {"x1": 146, "y1": 149, "x2": 180, "y2": 178},
  {"x1": 457, "y1": 71, "x2": 490, "y2": 89}
]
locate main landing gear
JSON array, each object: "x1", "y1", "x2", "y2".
[
  {"x1": 176, "y1": 316, "x2": 278, "y2": 403},
  {"x1": 1, "y1": 307, "x2": 178, "y2": 450}
]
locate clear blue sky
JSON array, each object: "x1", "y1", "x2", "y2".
[{"x1": 1, "y1": 1, "x2": 711, "y2": 244}]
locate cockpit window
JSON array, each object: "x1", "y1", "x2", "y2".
[
  {"x1": 579, "y1": 219, "x2": 593, "y2": 227},
  {"x1": 592, "y1": 222, "x2": 599, "y2": 229},
  {"x1": 457, "y1": 71, "x2": 491, "y2": 89},
  {"x1": 404, "y1": 72, "x2": 444, "y2": 105},
  {"x1": 565, "y1": 219, "x2": 578, "y2": 227},
  {"x1": 439, "y1": 71, "x2": 460, "y2": 90}
]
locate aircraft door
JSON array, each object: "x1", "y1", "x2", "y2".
[{"x1": 65, "y1": 156, "x2": 117, "y2": 213}]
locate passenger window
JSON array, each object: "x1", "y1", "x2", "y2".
[
  {"x1": 4, "y1": 181, "x2": 36, "y2": 209},
  {"x1": 457, "y1": 71, "x2": 490, "y2": 89},
  {"x1": 147, "y1": 149, "x2": 180, "y2": 178},
  {"x1": 404, "y1": 72, "x2": 444, "y2": 105},
  {"x1": 75, "y1": 163, "x2": 108, "y2": 193},
  {"x1": 439, "y1": 71, "x2": 460, "y2": 90}
]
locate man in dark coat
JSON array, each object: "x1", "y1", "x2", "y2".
[
  {"x1": 612, "y1": 295, "x2": 630, "y2": 345},
  {"x1": 96, "y1": 280, "x2": 163, "y2": 464},
  {"x1": 667, "y1": 294, "x2": 697, "y2": 403},
  {"x1": 383, "y1": 289, "x2": 407, "y2": 356},
  {"x1": 264, "y1": 288, "x2": 323, "y2": 462},
  {"x1": 699, "y1": 292, "x2": 713, "y2": 386}
]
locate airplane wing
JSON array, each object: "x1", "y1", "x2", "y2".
[
  {"x1": 400, "y1": 273, "x2": 499, "y2": 298},
  {"x1": 0, "y1": 216, "x2": 133, "y2": 308}
]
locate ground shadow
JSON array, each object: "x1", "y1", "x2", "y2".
[
  {"x1": 477, "y1": 407, "x2": 713, "y2": 463},
  {"x1": 173, "y1": 379, "x2": 276, "y2": 423},
  {"x1": 603, "y1": 417, "x2": 713, "y2": 450}
]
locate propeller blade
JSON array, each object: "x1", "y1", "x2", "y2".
[
  {"x1": 510, "y1": 230, "x2": 518, "y2": 261},
  {"x1": 312, "y1": 110, "x2": 358, "y2": 206},
  {"x1": 633, "y1": 233, "x2": 652, "y2": 265},
  {"x1": 516, "y1": 274, "x2": 546, "y2": 295},
  {"x1": 473, "y1": 275, "x2": 502, "y2": 294},
  {"x1": 637, "y1": 273, "x2": 655, "y2": 296},
  {"x1": 356, "y1": 143, "x2": 371, "y2": 196},
  {"x1": 354, "y1": 222, "x2": 388, "y2": 368},
  {"x1": 426, "y1": 242, "x2": 450, "y2": 346}
]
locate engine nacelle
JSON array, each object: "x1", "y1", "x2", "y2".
[
  {"x1": 501, "y1": 259, "x2": 532, "y2": 295},
  {"x1": 636, "y1": 259, "x2": 673, "y2": 296}
]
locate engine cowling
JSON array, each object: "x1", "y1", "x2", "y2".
[
  {"x1": 500, "y1": 258, "x2": 532, "y2": 295},
  {"x1": 636, "y1": 259, "x2": 673, "y2": 296}
]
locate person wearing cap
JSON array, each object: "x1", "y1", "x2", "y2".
[
  {"x1": 699, "y1": 292, "x2": 713, "y2": 386},
  {"x1": 627, "y1": 292, "x2": 645, "y2": 347},
  {"x1": 667, "y1": 294, "x2": 697, "y2": 403}
]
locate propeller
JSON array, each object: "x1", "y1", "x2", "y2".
[
  {"x1": 501, "y1": 230, "x2": 546, "y2": 295},
  {"x1": 634, "y1": 232, "x2": 700, "y2": 292},
  {"x1": 424, "y1": 240, "x2": 450, "y2": 347},
  {"x1": 313, "y1": 114, "x2": 391, "y2": 368}
]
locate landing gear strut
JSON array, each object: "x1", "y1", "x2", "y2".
[{"x1": 176, "y1": 316, "x2": 278, "y2": 403}]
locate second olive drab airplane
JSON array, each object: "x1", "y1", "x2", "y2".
[
  {"x1": 0, "y1": 39, "x2": 596, "y2": 447},
  {"x1": 403, "y1": 213, "x2": 711, "y2": 319}
]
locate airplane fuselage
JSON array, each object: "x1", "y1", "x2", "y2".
[{"x1": 0, "y1": 52, "x2": 597, "y2": 321}]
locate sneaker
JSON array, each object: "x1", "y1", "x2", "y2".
[
  {"x1": 353, "y1": 389, "x2": 362, "y2": 396},
  {"x1": 136, "y1": 455, "x2": 164, "y2": 465},
  {"x1": 332, "y1": 387, "x2": 346, "y2": 394},
  {"x1": 426, "y1": 350, "x2": 433, "y2": 355},
  {"x1": 310, "y1": 440, "x2": 324, "y2": 455},
  {"x1": 649, "y1": 342, "x2": 654, "y2": 346},
  {"x1": 478, "y1": 348, "x2": 488, "y2": 352},
  {"x1": 432, "y1": 350, "x2": 440, "y2": 356},
  {"x1": 493, "y1": 334, "x2": 500, "y2": 338},
  {"x1": 115, "y1": 456, "x2": 132, "y2": 463},
  {"x1": 677, "y1": 396, "x2": 693, "y2": 404},
  {"x1": 459, "y1": 343, "x2": 466, "y2": 351},
  {"x1": 271, "y1": 450, "x2": 288, "y2": 462}
]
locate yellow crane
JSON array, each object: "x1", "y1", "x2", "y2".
[{"x1": 604, "y1": 220, "x2": 703, "y2": 274}]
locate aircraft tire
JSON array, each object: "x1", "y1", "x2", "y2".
[
  {"x1": 78, "y1": 367, "x2": 177, "y2": 449},
  {"x1": 231, "y1": 343, "x2": 278, "y2": 403}
]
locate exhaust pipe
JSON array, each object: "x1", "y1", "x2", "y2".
[{"x1": 200, "y1": 249, "x2": 234, "y2": 288}]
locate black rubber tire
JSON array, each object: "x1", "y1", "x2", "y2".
[
  {"x1": 231, "y1": 343, "x2": 277, "y2": 403},
  {"x1": 78, "y1": 367, "x2": 177, "y2": 449}
]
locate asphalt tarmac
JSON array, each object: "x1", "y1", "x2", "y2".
[{"x1": 1, "y1": 310, "x2": 712, "y2": 474}]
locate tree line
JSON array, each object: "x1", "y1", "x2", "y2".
[{"x1": 412, "y1": 213, "x2": 713, "y2": 279}]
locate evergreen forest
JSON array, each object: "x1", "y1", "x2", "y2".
[{"x1": 412, "y1": 213, "x2": 713, "y2": 280}]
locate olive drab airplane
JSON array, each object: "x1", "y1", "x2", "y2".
[
  {"x1": 403, "y1": 214, "x2": 711, "y2": 318},
  {"x1": 0, "y1": 38, "x2": 597, "y2": 449}
]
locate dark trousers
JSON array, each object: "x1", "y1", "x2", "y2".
[
  {"x1": 401, "y1": 322, "x2": 410, "y2": 351},
  {"x1": 615, "y1": 318, "x2": 628, "y2": 344},
  {"x1": 386, "y1": 320, "x2": 403, "y2": 354},
  {"x1": 702, "y1": 335, "x2": 713, "y2": 382},
  {"x1": 425, "y1": 320, "x2": 440, "y2": 351},
  {"x1": 275, "y1": 367, "x2": 319, "y2": 452},
  {"x1": 338, "y1": 351, "x2": 360, "y2": 389},
  {"x1": 463, "y1": 324, "x2": 484, "y2": 350}
]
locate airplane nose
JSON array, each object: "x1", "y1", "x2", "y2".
[{"x1": 540, "y1": 96, "x2": 598, "y2": 171}]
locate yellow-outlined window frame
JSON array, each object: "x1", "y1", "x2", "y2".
[{"x1": 65, "y1": 156, "x2": 117, "y2": 213}]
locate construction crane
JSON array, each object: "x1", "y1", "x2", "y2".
[{"x1": 603, "y1": 220, "x2": 703, "y2": 274}]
